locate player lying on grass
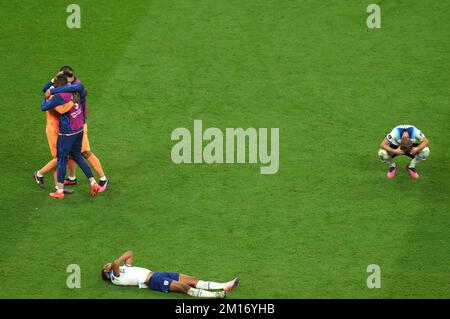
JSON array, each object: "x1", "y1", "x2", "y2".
[
  {"x1": 102, "y1": 250, "x2": 239, "y2": 298},
  {"x1": 378, "y1": 124, "x2": 430, "y2": 179},
  {"x1": 35, "y1": 66, "x2": 109, "y2": 192},
  {"x1": 40, "y1": 74, "x2": 100, "y2": 198}
]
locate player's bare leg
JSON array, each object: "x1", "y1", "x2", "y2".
[
  {"x1": 169, "y1": 280, "x2": 226, "y2": 298},
  {"x1": 179, "y1": 274, "x2": 239, "y2": 292},
  {"x1": 34, "y1": 159, "x2": 74, "y2": 194},
  {"x1": 33, "y1": 158, "x2": 57, "y2": 188},
  {"x1": 407, "y1": 147, "x2": 430, "y2": 179},
  {"x1": 82, "y1": 151, "x2": 109, "y2": 192},
  {"x1": 378, "y1": 149, "x2": 397, "y2": 178}
]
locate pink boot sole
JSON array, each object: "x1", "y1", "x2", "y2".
[{"x1": 387, "y1": 166, "x2": 397, "y2": 179}]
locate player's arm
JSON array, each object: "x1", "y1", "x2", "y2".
[
  {"x1": 54, "y1": 101, "x2": 74, "y2": 114},
  {"x1": 411, "y1": 137, "x2": 429, "y2": 155},
  {"x1": 42, "y1": 80, "x2": 54, "y2": 93},
  {"x1": 50, "y1": 83, "x2": 85, "y2": 95},
  {"x1": 111, "y1": 251, "x2": 134, "y2": 276},
  {"x1": 42, "y1": 72, "x2": 64, "y2": 92},
  {"x1": 40, "y1": 94, "x2": 65, "y2": 111},
  {"x1": 380, "y1": 138, "x2": 403, "y2": 155}
]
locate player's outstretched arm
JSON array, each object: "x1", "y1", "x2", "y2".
[
  {"x1": 40, "y1": 95, "x2": 65, "y2": 111},
  {"x1": 42, "y1": 72, "x2": 64, "y2": 92},
  {"x1": 50, "y1": 83, "x2": 85, "y2": 95},
  {"x1": 42, "y1": 80, "x2": 54, "y2": 93}
]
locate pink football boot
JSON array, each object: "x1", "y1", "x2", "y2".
[
  {"x1": 387, "y1": 165, "x2": 397, "y2": 179},
  {"x1": 407, "y1": 166, "x2": 420, "y2": 179}
]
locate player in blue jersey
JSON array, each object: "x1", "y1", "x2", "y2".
[
  {"x1": 378, "y1": 124, "x2": 430, "y2": 179},
  {"x1": 101, "y1": 250, "x2": 239, "y2": 298},
  {"x1": 44, "y1": 66, "x2": 109, "y2": 192},
  {"x1": 41, "y1": 74, "x2": 100, "y2": 198}
]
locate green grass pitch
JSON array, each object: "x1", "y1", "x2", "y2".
[{"x1": 0, "y1": 0, "x2": 449, "y2": 298}]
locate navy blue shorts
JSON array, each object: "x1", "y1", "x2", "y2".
[{"x1": 148, "y1": 272, "x2": 180, "y2": 293}]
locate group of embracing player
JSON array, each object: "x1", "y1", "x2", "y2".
[{"x1": 33, "y1": 66, "x2": 109, "y2": 199}]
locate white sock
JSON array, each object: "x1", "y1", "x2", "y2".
[
  {"x1": 389, "y1": 161, "x2": 396, "y2": 168},
  {"x1": 196, "y1": 280, "x2": 226, "y2": 290},
  {"x1": 68, "y1": 176, "x2": 76, "y2": 181},
  {"x1": 57, "y1": 188, "x2": 64, "y2": 194},
  {"x1": 100, "y1": 176, "x2": 107, "y2": 181},
  {"x1": 37, "y1": 171, "x2": 44, "y2": 178},
  {"x1": 409, "y1": 158, "x2": 418, "y2": 168},
  {"x1": 187, "y1": 288, "x2": 222, "y2": 298},
  {"x1": 90, "y1": 180, "x2": 97, "y2": 186}
]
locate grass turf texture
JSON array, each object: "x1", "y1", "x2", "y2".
[{"x1": 0, "y1": 0, "x2": 449, "y2": 298}]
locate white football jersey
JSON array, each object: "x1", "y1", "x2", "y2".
[
  {"x1": 110, "y1": 264, "x2": 151, "y2": 289},
  {"x1": 386, "y1": 125, "x2": 425, "y2": 146}
]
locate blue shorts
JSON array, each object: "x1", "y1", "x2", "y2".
[{"x1": 148, "y1": 272, "x2": 180, "y2": 293}]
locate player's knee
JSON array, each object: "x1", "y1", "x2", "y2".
[
  {"x1": 82, "y1": 151, "x2": 92, "y2": 159},
  {"x1": 378, "y1": 149, "x2": 391, "y2": 162},
  {"x1": 191, "y1": 276, "x2": 199, "y2": 283},
  {"x1": 180, "y1": 282, "x2": 191, "y2": 293},
  {"x1": 417, "y1": 147, "x2": 430, "y2": 160},
  {"x1": 171, "y1": 282, "x2": 191, "y2": 294}
]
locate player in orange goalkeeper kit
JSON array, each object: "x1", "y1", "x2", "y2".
[{"x1": 32, "y1": 79, "x2": 74, "y2": 193}]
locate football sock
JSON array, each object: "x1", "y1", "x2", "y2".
[
  {"x1": 37, "y1": 170, "x2": 44, "y2": 178},
  {"x1": 68, "y1": 176, "x2": 76, "y2": 181},
  {"x1": 409, "y1": 158, "x2": 418, "y2": 168},
  {"x1": 87, "y1": 154, "x2": 105, "y2": 179},
  {"x1": 67, "y1": 159, "x2": 77, "y2": 177},
  {"x1": 389, "y1": 162, "x2": 396, "y2": 168},
  {"x1": 90, "y1": 180, "x2": 97, "y2": 186},
  {"x1": 57, "y1": 188, "x2": 64, "y2": 194},
  {"x1": 187, "y1": 288, "x2": 220, "y2": 298},
  {"x1": 100, "y1": 176, "x2": 107, "y2": 181},
  {"x1": 196, "y1": 280, "x2": 226, "y2": 290}
]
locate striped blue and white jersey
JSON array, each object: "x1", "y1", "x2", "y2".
[{"x1": 386, "y1": 125, "x2": 426, "y2": 146}]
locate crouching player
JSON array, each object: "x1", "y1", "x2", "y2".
[
  {"x1": 378, "y1": 124, "x2": 430, "y2": 179},
  {"x1": 101, "y1": 250, "x2": 239, "y2": 298},
  {"x1": 41, "y1": 75, "x2": 100, "y2": 198}
]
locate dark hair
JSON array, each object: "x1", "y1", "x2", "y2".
[
  {"x1": 54, "y1": 74, "x2": 68, "y2": 86},
  {"x1": 59, "y1": 66, "x2": 74, "y2": 77},
  {"x1": 60, "y1": 65, "x2": 73, "y2": 72},
  {"x1": 101, "y1": 269, "x2": 110, "y2": 281},
  {"x1": 400, "y1": 138, "x2": 413, "y2": 153}
]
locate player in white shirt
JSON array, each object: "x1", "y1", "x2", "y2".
[
  {"x1": 101, "y1": 250, "x2": 239, "y2": 298},
  {"x1": 378, "y1": 124, "x2": 430, "y2": 179}
]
